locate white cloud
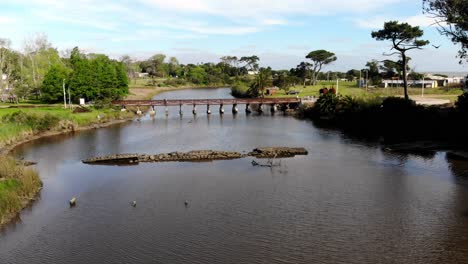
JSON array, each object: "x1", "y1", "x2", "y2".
[
  {"x1": 139, "y1": 0, "x2": 403, "y2": 17},
  {"x1": 0, "y1": 16, "x2": 16, "y2": 25}
]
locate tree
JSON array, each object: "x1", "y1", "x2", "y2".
[
  {"x1": 423, "y1": 0, "x2": 468, "y2": 62},
  {"x1": 21, "y1": 33, "x2": 61, "y2": 97},
  {"x1": 306, "y1": 50, "x2": 337, "y2": 85},
  {"x1": 0, "y1": 38, "x2": 12, "y2": 92},
  {"x1": 346, "y1": 69, "x2": 360, "y2": 81},
  {"x1": 167, "y1": 57, "x2": 179, "y2": 77},
  {"x1": 365, "y1": 60, "x2": 382, "y2": 85},
  {"x1": 240, "y1": 56, "x2": 260, "y2": 73},
  {"x1": 249, "y1": 68, "x2": 272, "y2": 97},
  {"x1": 372, "y1": 21, "x2": 429, "y2": 99},
  {"x1": 293, "y1": 62, "x2": 312, "y2": 87},
  {"x1": 120, "y1": 55, "x2": 140, "y2": 83},
  {"x1": 41, "y1": 64, "x2": 70, "y2": 103}
]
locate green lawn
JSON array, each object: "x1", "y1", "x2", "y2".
[
  {"x1": 0, "y1": 106, "x2": 133, "y2": 148},
  {"x1": 269, "y1": 81, "x2": 463, "y2": 102}
]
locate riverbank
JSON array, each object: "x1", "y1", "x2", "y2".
[
  {"x1": 298, "y1": 94, "x2": 468, "y2": 148},
  {"x1": 0, "y1": 156, "x2": 42, "y2": 229},
  {"x1": 0, "y1": 85, "x2": 222, "y2": 155},
  {"x1": 0, "y1": 85, "x2": 225, "y2": 228}
]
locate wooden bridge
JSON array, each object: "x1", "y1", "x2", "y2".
[
  {"x1": 113, "y1": 97, "x2": 302, "y2": 115},
  {"x1": 112, "y1": 97, "x2": 301, "y2": 107}
]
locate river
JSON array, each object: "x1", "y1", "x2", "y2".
[{"x1": 1, "y1": 88, "x2": 468, "y2": 263}]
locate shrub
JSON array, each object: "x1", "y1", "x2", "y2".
[
  {"x1": 382, "y1": 97, "x2": 417, "y2": 113},
  {"x1": 2, "y1": 111, "x2": 60, "y2": 132},
  {"x1": 94, "y1": 98, "x2": 114, "y2": 110},
  {"x1": 0, "y1": 156, "x2": 41, "y2": 224},
  {"x1": 163, "y1": 78, "x2": 187, "y2": 87},
  {"x1": 456, "y1": 92, "x2": 468, "y2": 113},
  {"x1": 315, "y1": 93, "x2": 340, "y2": 116},
  {"x1": 231, "y1": 82, "x2": 252, "y2": 98}
]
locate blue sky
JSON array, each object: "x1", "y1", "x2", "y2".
[{"x1": 0, "y1": 0, "x2": 466, "y2": 72}]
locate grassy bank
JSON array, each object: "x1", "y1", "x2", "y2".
[
  {"x1": 266, "y1": 81, "x2": 462, "y2": 102},
  {"x1": 0, "y1": 107, "x2": 134, "y2": 152},
  {"x1": 0, "y1": 156, "x2": 42, "y2": 227}
]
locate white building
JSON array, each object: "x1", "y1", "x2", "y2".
[{"x1": 382, "y1": 79, "x2": 438, "y2": 88}]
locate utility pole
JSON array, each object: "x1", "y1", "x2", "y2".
[
  {"x1": 336, "y1": 79, "x2": 339, "y2": 94},
  {"x1": 62, "y1": 79, "x2": 67, "y2": 109},
  {"x1": 359, "y1": 70, "x2": 362, "y2": 87},
  {"x1": 366, "y1": 70, "x2": 369, "y2": 92},
  {"x1": 422, "y1": 74, "x2": 425, "y2": 97},
  {"x1": 68, "y1": 84, "x2": 71, "y2": 109}
]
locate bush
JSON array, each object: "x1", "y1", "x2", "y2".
[
  {"x1": 2, "y1": 111, "x2": 60, "y2": 132},
  {"x1": 231, "y1": 82, "x2": 252, "y2": 98},
  {"x1": 456, "y1": 92, "x2": 468, "y2": 113},
  {"x1": 94, "y1": 98, "x2": 114, "y2": 110},
  {"x1": 0, "y1": 156, "x2": 41, "y2": 225},
  {"x1": 315, "y1": 93, "x2": 340, "y2": 116},
  {"x1": 162, "y1": 78, "x2": 187, "y2": 87},
  {"x1": 382, "y1": 97, "x2": 417, "y2": 113}
]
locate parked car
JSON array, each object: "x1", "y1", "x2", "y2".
[{"x1": 286, "y1": 90, "x2": 299, "y2": 95}]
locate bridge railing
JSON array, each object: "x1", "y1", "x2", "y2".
[{"x1": 112, "y1": 98, "x2": 301, "y2": 106}]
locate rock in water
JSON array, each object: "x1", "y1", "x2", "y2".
[{"x1": 69, "y1": 197, "x2": 77, "y2": 207}]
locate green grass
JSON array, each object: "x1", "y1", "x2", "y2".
[
  {"x1": 0, "y1": 106, "x2": 134, "y2": 148},
  {"x1": 270, "y1": 81, "x2": 463, "y2": 101},
  {"x1": 0, "y1": 156, "x2": 42, "y2": 226}
]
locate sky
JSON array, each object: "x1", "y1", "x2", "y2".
[{"x1": 0, "y1": 0, "x2": 467, "y2": 73}]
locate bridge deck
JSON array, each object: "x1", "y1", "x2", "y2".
[{"x1": 113, "y1": 98, "x2": 301, "y2": 106}]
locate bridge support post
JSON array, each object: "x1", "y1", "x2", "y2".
[
  {"x1": 280, "y1": 104, "x2": 288, "y2": 113},
  {"x1": 192, "y1": 105, "x2": 197, "y2": 115},
  {"x1": 232, "y1": 104, "x2": 238, "y2": 114},
  {"x1": 179, "y1": 104, "x2": 183, "y2": 116},
  {"x1": 219, "y1": 104, "x2": 224, "y2": 114},
  {"x1": 207, "y1": 104, "x2": 211, "y2": 115},
  {"x1": 149, "y1": 106, "x2": 156, "y2": 117},
  {"x1": 270, "y1": 104, "x2": 277, "y2": 113},
  {"x1": 245, "y1": 104, "x2": 251, "y2": 114}
]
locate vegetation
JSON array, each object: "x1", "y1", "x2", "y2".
[
  {"x1": 0, "y1": 155, "x2": 42, "y2": 226},
  {"x1": 306, "y1": 50, "x2": 337, "y2": 85},
  {"x1": 424, "y1": 0, "x2": 468, "y2": 62},
  {"x1": 299, "y1": 91, "x2": 468, "y2": 144},
  {"x1": 0, "y1": 35, "x2": 129, "y2": 104},
  {"x1": 372, "y1": 21, "x2": 430, "y2": 99},
  {"x1": 0, "y1": 107, "x2": 133, "y2": 149}
]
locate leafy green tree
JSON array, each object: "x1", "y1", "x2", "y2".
[
  {"x1": 41, "y1": 64, "x2": 70, "y2": 103},
  {"x1": 423, "y1": 0, "x2": 468, "y2": 62},
  {"x1": 249, "y1": 68, "x2": 272, "y2": 97},
  {"x1": 293, "y1": 62, "x2": 311, "y2": 87},
  {"x1": 306, "y1": 50, "x2": 337, "y2": 85},
  {"x1": 240, "y1": 56, "x2": 260, "y2": 73},
  {"x1": 365, "y1": 60, "x2": 382, "y2": 85},
  {"x1": 67, "y1": 47, "x2": 128, "y2": 102},
  {"x1": 372, "y1": 21, "x2": 429, "y2": 99},
  {"x1": 346, "y1": 69, "x2": 360, "y2": 81},
  {"x1": 187, "y1": 66, "x2": 208, "y2": 84}
]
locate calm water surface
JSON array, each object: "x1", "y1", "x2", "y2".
[{"x1": 1, "y1": 88, "x2": 468, "y2": 263}]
